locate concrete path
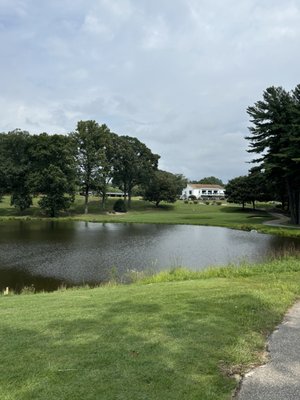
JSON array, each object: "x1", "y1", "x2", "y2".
[
  {"x1": 263, "y1": 212, "x2": 300, "y2": 229},
  {"x1": 236, "y1": 301, "x2": 300, "y2": 400}
]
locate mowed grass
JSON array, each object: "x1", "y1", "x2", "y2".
[
  {"x1": 0, "y1": 195, "x2": 268, "y2": 226},
  {"x1": 1, "y1": 194, "x2": 299, "y2": 237},
  {"x1": 0, "y1": 194, "x2": 279, "y2": 224},
  {"x1": 1, "y1": 257, "x2": 300, "y2": 400}
]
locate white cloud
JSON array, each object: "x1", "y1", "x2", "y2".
[
  {"x1": 82, "y1": 15, "x2": 114, "y2": 39},
  {"x1": 1, "y1": 0, "x2": 300, "y2": 181},
  {"x1": 141, "y1": 16, "x2": 170, "y2": 50}
]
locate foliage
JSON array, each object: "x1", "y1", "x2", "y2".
[
  {"x1": 113, "y1": 198, "x2": 127, "y2": 213},
  {"x1": 192, "y1": 176, "x2": 224, "y2": 185},
  {"x1": 225, "y1": 171, "x2": 272, "y2": 209},
  {"x1": 143, "y1": 170, "x2": 187, "y2": 207},
  {"x1": 71, "y1": 121, "x2": 113, "y2": 213},
  {"x1": 225, "y1": 176, "x2": 252, "y2": 208},
  {"x1": 93, "y1": 131, "x2": 117, "y2": 210},
  {"x1": 29, "y1": 134, "x2": 76, "y2": 217},
  {"x1": 246, "y1": 85, "x2": 300, "y2": 224},
  {"x1": 112, "y1": 135, "x2": 160, "y2": 208},
  {"x1": 2, "y1": 130, "x2": 33, "y2": 212},
  {"x1": 0, "y1": 122, "x2": 163, "y2": 215},
  {"x1": 10, "y1": 191, "x2": 32, "y2": 212},
  {"x1": 0, "y1": 134, "x2": 7, "y2": 201},
  {"x1": 37, "y1": 165, "x2": 74, "y2": 217}
]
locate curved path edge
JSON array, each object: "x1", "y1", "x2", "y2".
[
  {"x1": 235, "y1": 300, "x2": 300, "y2": 400},
  {"x1": 263, "y1": 212, "x2": 300, "y2": 229}
]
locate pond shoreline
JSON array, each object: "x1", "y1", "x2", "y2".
[
  {"x1": 0, "y1": 197, "x2": 299, "y2": 237},
  {"x1": 0, "y1": 220, "x2": 299, "y2": 293},
  {"x1": 0, "y1": 213, "x2": 299, "y2": 238}
]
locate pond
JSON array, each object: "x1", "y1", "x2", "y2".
[{"x1": 0, "y1": 220, "x2": 299, "y2": 292}]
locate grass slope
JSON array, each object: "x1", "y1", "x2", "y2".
[{"x1": 1, "y1": 257, "x2": 300, "y2": 400}]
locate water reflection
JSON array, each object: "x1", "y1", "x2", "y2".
[{"x1": 0, "y1": 220, "x2": 299, "y2": 292}]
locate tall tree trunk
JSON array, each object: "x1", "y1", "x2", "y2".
[
  {"x1": 128, "y1": 188, "x2": 132, "y2": 209},
  {"x1": 84, "y1": 189, "x2": 89, "y2": 214},
  {"x1": 287, "y1": 181, "x2": 300, "y2": 225},
  {"x1": 123, "y1": 183, "x2": 127, "y2": 203},
  {"x1": 298, "y1": 192, "x2": 300, "y2": 225},
  {"x1": 101, "y1": 191, "x2": 106, "y2": 210}
]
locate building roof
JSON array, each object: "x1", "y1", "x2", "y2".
[{"x1": 187, "y1": 184, "x2": 224, "y2": 189}]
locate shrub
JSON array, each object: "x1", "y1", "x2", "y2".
[
  {"x1": 184, "y1": 200, "x2": 189, "y2": 204},
  {"x1": 193, "y1": 200, "x2": 198, "y2": 204},
  {"x1": 113, "y1": 199, "x2": 127, "y2": 213},
  {"x1": 189, "y1": 195, "x2": 197, "y2": 200},
  {"x1": 205, "y1": 201, "x2": 210, "y2": 205},
  {"x1": 20, "y1": 285, "x2": 36, "y2": 295}
]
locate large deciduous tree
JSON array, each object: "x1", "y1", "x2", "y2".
[
  {"x1": 29, "y1": 133, "x2": 76, "y2": 217},
  {"x1": 93, "y1": 131, "x2": 117, "y2": 210},
  {"x1": 37, "y1": 164, "x2": 73, "y2": 217},
  {"x1": 0, "y1": 133, "x2": 8, "y2": 201},
  {"x1": 71, "y1": 121, "x2": 112, "y2": 214},
  {"x1": 246, "y1": 85, "x2": 300, "y2": 224},
  {"x1": 143, "y1": 170, "x2": 187, "y2": 207},
  {"x1": 112, "y1": 135, "x2": 159, "y2": 208},
  {"x1": 3, "y1": 130, "x2": 32, "y2": 212},
  {"x1": 225, "y1": 176, "x2": 252, "y2": 209},
  {"x1": 226, "y1": 172, "x2": 272, "y2": 209}
]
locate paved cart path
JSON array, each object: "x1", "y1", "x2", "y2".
[
  {"x1": 263, "y1": 212, "x2": 300, "y2": 229},
  {"x1": 237, "y1": 301, "x2": 300, "y2": 400}
]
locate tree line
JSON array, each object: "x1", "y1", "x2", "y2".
[
  {"x1": 0, "y1": 121, "x2": 186, "y2": 216},
  {"x1": 226, "y1": 84, "x2": 300, "y2": 225}
]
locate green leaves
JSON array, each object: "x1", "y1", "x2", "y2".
[
  {"x1": 0, "y1": 120, "x2": 162, "y2": 215},
  {"x1": 111, "y1": 135, "x2": 160, "y2": 207},
  {"x1": 71, "y1": 121, "x2": 113, "y2": 213},
  {"x1": 246, "y1": 85, "x2": 300, "y2": 224},
  {"x1": 143, "y1": 170, "x2": 187, "y2": 207}
]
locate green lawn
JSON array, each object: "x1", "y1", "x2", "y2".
[
  {"x1": 1, "y1": 257, "x2": 300, "y2": 400},
  {"x1": 1, "y1": 195, "x2": 300, "y2": 398},
  {"x1": 1, "y1": 195, "x2": 298, "y2": 237}
]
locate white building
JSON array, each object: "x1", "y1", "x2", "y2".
[{"x1": 181, "y1": 184, "x2": 225, "y2": 199}]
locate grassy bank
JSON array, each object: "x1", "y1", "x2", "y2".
[
  {"x1": 0, "y1": 195, "x2": 299, "y2": 237},
  {"x1": 1, "y1": 257, "x2": 300, "y2": 400}
]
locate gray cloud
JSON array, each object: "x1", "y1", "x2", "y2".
[{"x1": 0, "y1": 0, "x2": 300, "y2": 182}]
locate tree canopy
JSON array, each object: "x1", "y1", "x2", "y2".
[
  {"x1": 71, "y1": 120, "x2": 112, "y2": 213},
  {"x1": 1, "y1": 130, "x2": 32, "y2": 211},
  {"x1": 191, "y1": 176, "x2": 224, "y2": 186},
  {"x1": 29, "y1": 133, "x2": 76, "y2": 216},
  {"x1": 143, "y1": 170, "x2": 187, "y2": 207},
  {"x1": 112, "y1": 135, "x2": 159, "y2": 208},
  {"x1": 246, "y1": 85, "x2": 300, "y2": 224},
  {"x1": 225, "y1": 171, "x2": 271, "y2": 209},
  {"x1": 0, "y1": 121, "x2": 164, "y2": 215}
]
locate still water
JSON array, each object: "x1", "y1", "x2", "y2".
[{"x1": 0, "y1": 220, "x2": 299, "y2": 292}]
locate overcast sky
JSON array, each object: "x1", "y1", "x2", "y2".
[{"x1": 1, "y1": 0, "x2": 300, "y2": 182}]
